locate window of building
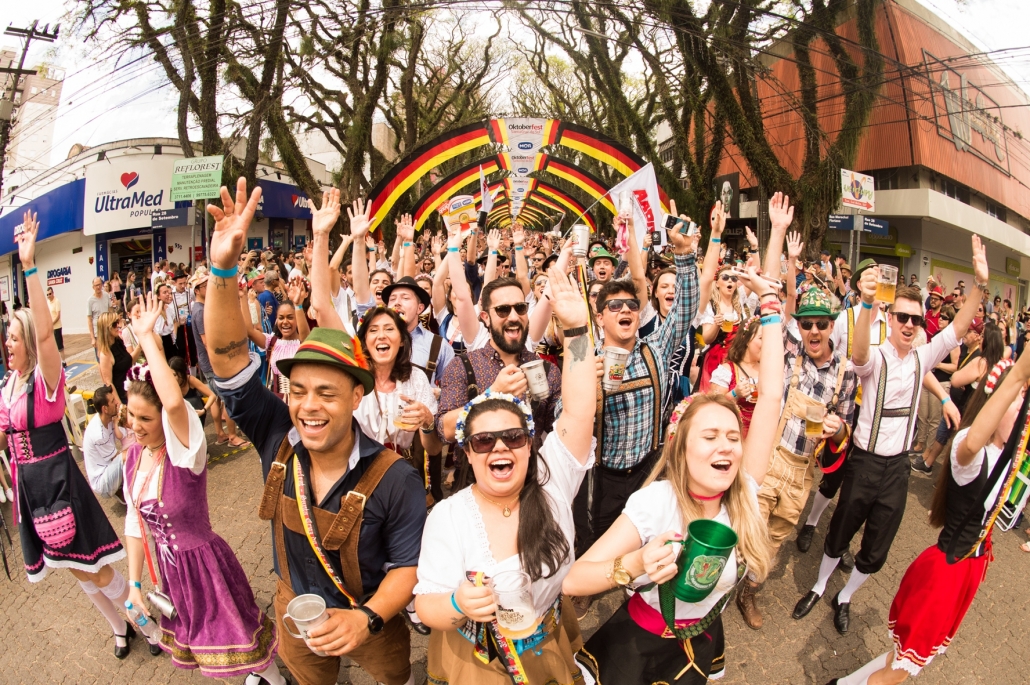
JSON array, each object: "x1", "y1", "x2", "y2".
[
  {"x1": 874, "y1": 171, "x2": 903, "y2": 191},
  {"x1": 986, "y1": 201, "x2": 1007, "y2": 222},
  {"x1": 937, "y1": 177, "x2": 970, "y2": 204}
]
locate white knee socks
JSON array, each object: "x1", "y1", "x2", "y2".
[
  {"x1": 838, "y1": 651, "x2": 891, "y2": 685},
  {"x1": 99, "y1": 569, "x2": 130, "y2": 606},
  {"x1": 806, "y1": 492, "x2": 833, "y2": 527},
  {"x1": 80, "y1": 579, "x2": 129, "y2": 645},
  {"x1": 246, "y1": 664, "x2": 287, "y2": 685},
  {"x1": 811, "y1": 553, "x2": 840, "y2": 595},
  {"x1": 838, "y1": 570, "x2": 871, "y2": 604}
]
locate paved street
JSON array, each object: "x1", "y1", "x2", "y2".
[{"x1": 0, "y1": 337, "x2": 1026, "y2": 683}]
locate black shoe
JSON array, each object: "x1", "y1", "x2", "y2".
[
  {"x1": 796, "y1": 524, "x2": 816, "y2": 553},
  {"x1": 839, "y1": 550, "x2": 856, "y2": 573},
  {"x1": 832, "y1": 592, "x2": 850, "y2": 634},
  {"x1": 149, "y1": 641, "x2": 162, "y2": 656},
  {"x1": 792, "y1": 591, "x2": 821, "y2": 620},
  {"x1": 114, "y1": 622, "x2": 136, "y2": 659},
  {"x1": 911, "y1": 458, "x2": 933, "y2": 475},
  {"x1": 825, "y1": 680, "x2": 839, "y2": 685}
]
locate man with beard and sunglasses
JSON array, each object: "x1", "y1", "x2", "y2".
[
  {"x1": 793, "y1": 235, "x2": 989, "y2": 636},
  {"x1": 435, "y1": 277, "x2": 563, "y2": 485},
  {"x1": 734, "y1": 286, "x2": 858, "y2": 630}
]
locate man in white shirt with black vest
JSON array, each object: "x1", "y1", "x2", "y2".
[{"x1": 793, "y1": 235, "x2": 988, "y2": 636}]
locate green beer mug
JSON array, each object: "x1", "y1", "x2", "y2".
[{"x1": 666, "y1": 519, "x2": 738, "y2": 603}]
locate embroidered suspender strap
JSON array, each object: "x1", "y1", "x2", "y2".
[
  {"x1": 321, "y1": 449, "x2": 403, "y2": 600},
  {"x1": 293, "y1": 458, "x2": 359, "y2": 607},
  {"x1": 829, "y1": 354, "x2": 850, "y2": 411},
  {"x1": 459, "y1": 354, "x2": 479, "y2": 403},
  {"x1": 878, "y1": 320, "x2": 887, "y2": 345},
  {"x1": 867, "y1": 349, "x2": 921, "y2": 453},
  {"x1": 424, "y1": 335, "x2": 443, "y2": 376},
  {"x1": 847, "y1": 307, "x2": 856, "y2": 358},
  {"x1": 772, "y1": 354, "x2": 806, "y2": 445},
  {"x1": 258, "y1": 437, "x2": 294, "y2": 521},
  {"x1": 640, "y1": 344, "x2": 664, "y2": 452}
]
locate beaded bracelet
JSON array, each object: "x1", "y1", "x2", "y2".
[
  {"x1": 210, "y1": 265, "x2": 238, "y2": 279},
  {"x1": 22, "y1": 266, "x2": 37, "y2": 277},
  {"x1": 760, "y1": 314, "x2": 782, "y2": 326}
]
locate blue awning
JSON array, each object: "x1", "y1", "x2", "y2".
[
  {"x1": 256, "y1": 179, "x2": 312, "y2": 220},
  {"x1": 0, "y1": 179, "x2": 86, "y2": 256}
]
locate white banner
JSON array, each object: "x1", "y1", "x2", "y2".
[
  {"x1": 503, "y1": 118, "x2": 547, "y2": 177},
  {"x1": 607, "y1": 163, "x2": 662, "y2": 246},
  {"x1": 507, "y1": 178, "x2": 532, "y2": 217},
  {"x1": 84, "y1": 154, "x2": 180, "y2": 235}
]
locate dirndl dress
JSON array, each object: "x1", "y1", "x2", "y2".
[
  {"x1": 887, "y1": 542, "x2": 989, "y2": 676},
  {"x1": 696, "y1": 326, "x2": 737, "y2": 393},
  {"x1": 2, "y1": 367, "x2": 124, "y2": 581},
  {"x1": 124, "y1": 419, "x2": 277, "y2": 677}
]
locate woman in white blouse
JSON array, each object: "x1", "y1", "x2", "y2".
[
  {"x1": 122, "y1": 293, "x2": 283, "y2": 683},
  {"x1": 413, "y1": 268, "x2": 596, "y2": 684},
  {"x1": 563, "y1": 268, "x2": 783, "y2": 684},
  {"x1": 353, "y1": 306, "x2": 439, "y2": 454}
]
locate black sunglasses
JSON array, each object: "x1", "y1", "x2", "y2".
[
  {"x1": 799, "y1": 320, "x2": 831, "y2": 331},
  {"x1": 467, "y1": 428, "x2": 530, "y2": 454},
  {"x1": 893, "y1": 312, "x2": 925, "y2": 327},
  {"x1": 604, "y1": 298, "x2": 641, "y2": 313},
  {"x1": 719, "y1": 274, "x2": 738, "y2": 283},
  {"x1": 491, "y1": 302, "x2": 529, "y2": 317}
]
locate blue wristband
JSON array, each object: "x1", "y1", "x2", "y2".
[
  {"x1": 710, "y1": 238, "x2": 721, "y2": 243},
  {"x1": 490, "y1": 250, "x2": 498, "y2": 256},
  {"x1": 130, "y1": 580, "x2": 142, "y2": 589},
  {"x1": 760, "y1": 314, "x2": 782, "y2": 326},
  {"x1": 861, "y1": 301, "x2": 873, "y2": 309},
  {"x1": 450, "y1": 592, "x2": 461, "y2": 614},
  {"x1": 941, "y1": 396, "x2": 951, "y2": 406},
  {"x1": 403, "y1": 242, "x2": 412, "y2": 247},
  {"x1": 210, "y1": 265, "x2": 238, "y2": 279},
  {"x1": 448, "y1": 247, "x2": 459, "y2": 253},
  {"x1": 22, "y1": 267, "x2": 37, "y2": 277},
  {"x1": 515, "y1": 246, "x2": 523, "y2": 251}
]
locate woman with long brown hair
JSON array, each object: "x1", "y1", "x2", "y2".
[
  {"x1": 709, "y1": 316, "x2": 763, "y2": 435},
  {"x1": 828, "y1": 353, "x2": 1030, "y2": 685},
  {"x1": 563, "y1": 268, "x2": 783, "y2": 683}
]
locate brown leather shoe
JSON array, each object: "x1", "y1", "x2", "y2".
[{"x1": 736, "y1": 580, "x2": 763, "y2": 630}]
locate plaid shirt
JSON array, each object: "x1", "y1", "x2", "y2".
[
  {"x1": 596, "y1": 253, "x2": 698, "y2": 469},
  {"x1": 780, "y1": 326, "x2": 858, "y2": 456}
]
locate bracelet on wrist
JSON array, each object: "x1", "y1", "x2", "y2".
[
  {"x1": 710, "y1": 238, "x2": 721, "y2": 244},
  {"x1": 130, "y1": 580, "x2": 142, "y2": 589},
  {"x1": 403, "y1": 241, "x2": 412, "y2": 247},
  {"x1": 760, "y1": 314, "x2": 782, "y2": 326},
  {"x1": 22, "y1": 266, "x2": 38, "y2": 277},
  {"x1": 210, "y1": 265, "x2": 238, "y2": 279},
  {"x1": 448, "y1": 247, "x2": 459, "y2": 253},
  {"x1": 941, "y1": 396, "x2": 951, "y2": 405},
  {"x1": 861, "y1": 301, "x2": 873, "y2": 309},
  {"x1": 490, "y1": 250, "x2": 498, "y2": 256},
  {"x1": 450, "y1": 592, "x2": 462, "y2": 615},
  {"x1": 760, "y1": 292, "x2": 778, "y2": 300},
  {"x1": 562, "y1": 325, "x2": 589, "y2": 338},
  {"x1": 515, "y1": 246, "x2": 523, "y2": 251}
]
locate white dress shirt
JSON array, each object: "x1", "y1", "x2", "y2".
[
  {"x1": 830, "y1": 306, "x2": 890, "y2": 357},
  {"x1": 852, "y1": 325, "x2": 959, "y2": 456}
]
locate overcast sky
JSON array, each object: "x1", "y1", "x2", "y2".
[{"x1": 1, "y1": 0, "x2": 1029, "y2": 171}]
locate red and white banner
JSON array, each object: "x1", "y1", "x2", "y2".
[{"x1": 608, "y1": 163, "x2": 662, "y2": 246}]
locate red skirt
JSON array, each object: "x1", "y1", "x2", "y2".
[
  {"x1": 697, "y1": 339, "x2": 731, "y2": 393},
  {"x1": 887, "y1": 543, "x2": 989, "y2": 676}
]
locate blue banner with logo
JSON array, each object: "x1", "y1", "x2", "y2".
[
  {"x1": 95, "y1": 238, "x2": 109, "y2": 280},
  {"x1": 0, "y1": 179, "x2": 85, "y2": 256},
  {"x1": 256, "y1": 179, "x2": 313, "y2": 219}
]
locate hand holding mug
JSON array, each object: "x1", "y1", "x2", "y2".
[{"x1": 641, "y1": 530, "x2": 682, "y2": 584}]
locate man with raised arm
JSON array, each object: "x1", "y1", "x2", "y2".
[{"x1": 204, "y1": 180, "x2": 424, "y2": 685}]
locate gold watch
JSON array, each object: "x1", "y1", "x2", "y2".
[{"x1": 612, "y1": 555, "x2": 633, "y2": 586}]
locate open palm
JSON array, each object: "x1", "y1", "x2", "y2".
[
  {"x1": 208, "y1": 178, "x2": 262, "y2": 270},
  {"x1": 548, "y1": 267, "x2": 588, "y2": 329}
]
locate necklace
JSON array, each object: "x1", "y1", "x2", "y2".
[
  {"x1": 473, "y1": 484, "x2": 521, "y2": 517},
  {"x1": 689, "y1": 490, "x2": 724, "y2": 501}
]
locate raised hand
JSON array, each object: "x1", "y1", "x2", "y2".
[
  {"x1": 710, "y1": 200, "x2": 726, "y2": 235},
  {"x1": 16, "y1": 209, "x2": 39, "y2": 268},
  {"x1": 395, "y1": 213, "x2": 415, "y2": 242},
  {"x1": 207, "y1": 178, "x2": 262, "y2": 270},
  {"x1": 288, "y1": 276, "x2": 309, "y2": 306},
  {"x1": 667, "y1": 217, "x2": 692, "y2": 255},
  {"x1": 348, "y1": 199, "x2": 372, "y2": 240},
  {"x1": 135, "y1": 291, "x2": 165, "y2": 336},
  {"x1": 312, "y1": 189, "x2": 341, "y2": 236},
  {"x1": 745, "y1": 225, "x2": 759, "y2": 251},
  {"x1": 486, "y1": 229, "x2": 501, "y2": 251},
  {"x1": 431, "y1": 234, "x2": 443, "y2": 255},
  {"x1": 512, "y1": 223, "x2": 525, "y2": 247},
  {"x1": 768, "y1": 192, "x2": 794, "y2": 231},
  {"x1": 971, "y1": 235, "x2": 989, "y2": 284},
  {"x1": 786, "y1": 231, "x2": 804, "y2": 260},
  {"x1": 548, "y1": 267, "x2": 588, "y2": 330}
]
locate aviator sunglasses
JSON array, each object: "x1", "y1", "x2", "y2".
[
  {"x1": 467, "y1": 428, "x2": 531, "y2": 454},
  {"x1": 893, "y1": 312, "x2": 925, "y2": 327},
  {"x1": 799, "y1": 319, "x2": 831, "y2": 331},
  {"x1": 603, "y1": 298, "x2": 641, "y2": 313},
  {"x1": 491, "y1": 302, "x2": 530, "y2": 317}
]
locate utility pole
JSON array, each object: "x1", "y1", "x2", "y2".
[{"x1": 0, "y1": 20, "x2": 60, "y2": 201}]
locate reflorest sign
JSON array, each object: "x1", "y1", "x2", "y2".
[{"x1": 84, "y1": 154, "x2": 178, "y2": 235}]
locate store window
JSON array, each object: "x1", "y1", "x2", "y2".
[
  {"x1": 936, "y1": 177, "x2": 969, "y2": 204},
  {"x1": 986, "y1": 201, "x2": 1007, "y2": 222}
]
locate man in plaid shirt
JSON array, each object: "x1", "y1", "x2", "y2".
[
  {"x1": 735, "y1": 287, "x2": 858, "y2": 630},
  {"x1": 571, "y1": 226, "x2": 697, "y2": 571}
]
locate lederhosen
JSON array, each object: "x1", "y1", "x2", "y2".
[
  {"x1": 823, "y1": 348, "x2": 921, "y2": 575},
  {"x1": 759, "y1": 354, "x2": 849, "y2": 546},
  {"x1": 818, "y1": 309, "x2": 887, "y2": 499},
  {"x1": 573, "y1": 344, "x2": 664, "y2": 556},
  {"x1": 409, "y1": 334, "x2": 443, "y2": 504},
  {"x1": 258, "y1": 438, "x2": 408, "y2": 682}
]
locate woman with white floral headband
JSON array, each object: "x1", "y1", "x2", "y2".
[
  {"x1": 562, "y1": 265, "x2": 784, "y2": 684},
  {"x1": 121, "y1": 292, "x2": 283, "y2": 684},
  {"x1": 413, "y1": 266, "x2": 597, "y2": 683}
]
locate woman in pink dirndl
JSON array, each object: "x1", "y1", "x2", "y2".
[{"x1": 1, "y1": 211, "x2": 136, "y2": 658}]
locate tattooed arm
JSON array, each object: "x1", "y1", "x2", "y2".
[
  {"x1": 549, "y1": 266, "x2": 596, "y2": 463},
  {"x1": 204, "y1": 179, "x2": 262, "y2": 379}
]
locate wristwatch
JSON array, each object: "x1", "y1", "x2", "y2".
[
  {"x1": 612, "y1": 555, "x2": 633, "y2": 586},
  {"x1": 356, "y1": 605, "x2": 385, "y2": 635}
]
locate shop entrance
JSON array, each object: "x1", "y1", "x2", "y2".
[{"x1": 109, "y1": 237, "x2": 153, "y2": 282}]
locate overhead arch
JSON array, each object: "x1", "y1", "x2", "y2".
[{"x1": 409, "y1": 156, "x2": 503, "y2": 232}]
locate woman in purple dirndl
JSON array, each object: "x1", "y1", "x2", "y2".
[
  {"x1": 1, "y1": 211, "x2": 135, "y2": 658},
  {"x1": 123, "y1": 292, "x2": 283, "y2": 684}
]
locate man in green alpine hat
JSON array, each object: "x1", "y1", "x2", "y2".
[
  {"x1": 736, "y1": 286, "x2": 859, "y2": 631},
  {"x1": 203, "y1": 179, "x2": 425, "y2": 685},
  {"x1": 589, "y1": 247, "x2": 618, "y2": 283}
]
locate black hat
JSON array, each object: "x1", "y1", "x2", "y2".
[{"x1": 380, "y1": 276, "x2": 431, "y2": 312}]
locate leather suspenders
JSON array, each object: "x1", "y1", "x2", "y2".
[{"x1": 867, "y1": 348, "x2": 922, "y2": 454}]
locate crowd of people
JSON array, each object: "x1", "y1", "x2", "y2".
[{"x1": 3, "y1": 176, "x2": 1030, "y2": 685}]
